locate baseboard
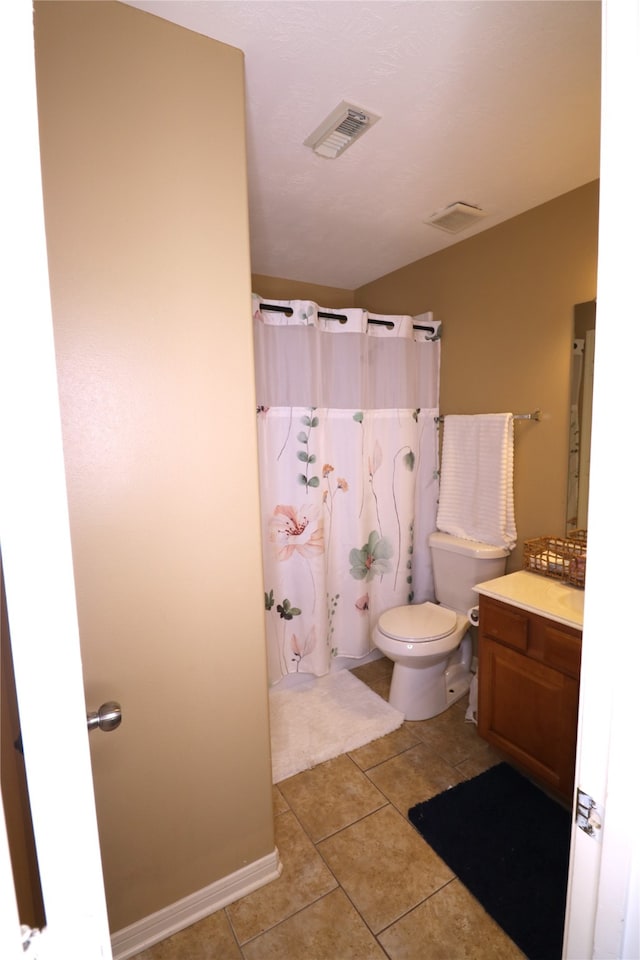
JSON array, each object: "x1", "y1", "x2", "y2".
[
  {"x1": 332, "y1": 649, "x2": 383, "y2": 672},
  {"x1": 111, "y1": 847, "x2": 282, "y2": 960}
]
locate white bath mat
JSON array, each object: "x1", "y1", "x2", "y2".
[{"x1": 268, "y1": 669, "x2": 404, "y2": 783}]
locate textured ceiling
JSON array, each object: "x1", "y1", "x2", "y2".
[{"x1": 124, "y1": 1, "x2": 601, "y2": 290}]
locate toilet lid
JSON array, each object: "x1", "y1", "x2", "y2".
[{"x1": 378, "y1": 602, "x2": 457, "y2": 642}]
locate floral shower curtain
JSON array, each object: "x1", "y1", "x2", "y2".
[{"x1": 253, "y1": 296, "x2": 441, "y2": 685}]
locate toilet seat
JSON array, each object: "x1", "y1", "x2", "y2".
[{"x1": 378, "y1": 602, "x2": 457, "y2": 642}]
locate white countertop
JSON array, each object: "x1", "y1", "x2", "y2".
[{"x1": 473, "y1": 570, "x2": 584, "y2": 629}]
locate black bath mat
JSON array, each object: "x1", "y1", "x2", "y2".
[{"x1": 408, "y1": 762, "x2": 571, "y2": 960}]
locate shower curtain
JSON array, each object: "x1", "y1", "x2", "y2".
[{"x1": 253, "y1": 296, "x2": 441, "y2": 685}]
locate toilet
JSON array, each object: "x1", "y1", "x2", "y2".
[{"x1": 373, "y1": 531, "x2": 509, "y2": 720}]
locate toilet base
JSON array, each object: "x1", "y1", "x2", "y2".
[
  {"x1": 387, "y1": 633, "x2": 473, "y2": 721},
  {"x1": 443, "y1": 662, "x2": 473, "y2": 710}
]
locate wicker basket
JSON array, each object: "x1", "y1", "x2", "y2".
[
  {"x1": 523, "y1": 534, "x2": 587, "y2": 589},
  {"x1": 567, "y1": 528, "x2": 587, "y2": 542}
]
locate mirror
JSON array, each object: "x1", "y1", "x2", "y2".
[{"x1": 567, "y1": 300, "x2": 596, "y2": 533}]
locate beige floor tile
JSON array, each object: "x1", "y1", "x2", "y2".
[
  {"x1": 131, "y1": 910, "x2": 242, "y2": 960},
  {"x1": 401, "y1": 695, "x2": 505, "y2": 778},
  {"x1": 272, "y1": 783, "x2": 289, "y2": 815},
  {"x1": 350, "y1": 657, "x2": 393, "y2": 685},
  {"x1": 318, "y1": 804, "x2": 453, "y2": 934},
  {"x1": 363, "y1": 674, "x2": 393, "y2": 700},
  {"x1": 405, "y1": 700, "x2": 490, "y2": 767},
  {"x1": 277, "y1": 753, "x2": 387, "y2": 842},
  {"x1": 378, "y1": 877, "x2": 527, "y2": 960},
  {"x1": 366, "y1": 741, "x2": 466, "y2": 816},
  {"x1": 350, "y1": 658, "x2": 393, "y2": 701},
  {"x1": 348, "y1": 723, "x2": 421, "y2": 771},
  {"x1": 455, "y1": 742, "x2": 504, "y2": 780},
  {"x1": 226, "y1": 810, "x2": 337, "y2": 944},
  {"x1": 242, "y1": 888, "x2": 388, "y2": 960}
]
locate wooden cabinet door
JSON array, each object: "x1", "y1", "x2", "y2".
[{"x1": 478, "y1": 635, "x2": 579, "y2": 800}]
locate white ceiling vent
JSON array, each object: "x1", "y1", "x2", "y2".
[
  {"x1": 424, "y1": 202, "x2": 487, "y2": 234},
  {"x1": 304, "y1": 101, "x2": 380, "y2": 159}
]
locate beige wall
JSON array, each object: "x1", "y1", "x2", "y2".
[
  {"x1": 356, "y1": 182, "x2": 599, "y2": 569},
  {"x1": 252, "y1": 273, "x2": 355, "y2": 309},
  {"x1": 34, "y1": 0, "x2": 273, "y2": 932}
]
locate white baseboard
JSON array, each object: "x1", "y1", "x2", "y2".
[{"x1": 111, "y1": 847, "x2": 282, "y2": 960}]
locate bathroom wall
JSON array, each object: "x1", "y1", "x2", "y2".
[
  {"x1": 255, "y1": 182, "x2": 599, "y2": 571},
  {"x1": 357, "y1": 181, "x2": 599, "y2": 570},
  {"x1": 34, "y1": 0, "x2": 274, "y2": 933},
  {"x1": 252, "y1": 273, "x2": 355, "y2": 309}
]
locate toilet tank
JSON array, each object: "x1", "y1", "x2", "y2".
[{"x1": 428, "y1": 532, "x2": 509, "y2": 612}]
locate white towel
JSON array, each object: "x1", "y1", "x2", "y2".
[{"x1": 436, "y1": 413, "x2": 517, "y2": 549}]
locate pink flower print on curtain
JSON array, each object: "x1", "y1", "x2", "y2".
[
  {"x1": 269, "y1": 504, "x2": 324, "y2": 561},
  {"x1": 291, "y1": 626, "x2": 318, "y2": 671}
]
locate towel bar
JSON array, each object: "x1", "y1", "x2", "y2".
[{"x1": 435, "y1": 410, "x2": 541, "y2": 423}]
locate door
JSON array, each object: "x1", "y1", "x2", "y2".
[
  {"x1": 562, "y1": 1, "x2": 640, "y2": 957},
  {"x1": 0, "y1": 2, "x2": 112, "y2": 957}
]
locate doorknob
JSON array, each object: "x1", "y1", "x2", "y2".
[{"x1": 87, "y1": 701, "x2": 122, "y2": 733}]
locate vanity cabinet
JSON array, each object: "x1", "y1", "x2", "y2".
[{"x1": 477, "y1": 594, "x2": 581, "y2": 802}]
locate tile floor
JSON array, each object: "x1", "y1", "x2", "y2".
[{"x1": 133, "y1": 657, "x2": 526, "y2": 959}]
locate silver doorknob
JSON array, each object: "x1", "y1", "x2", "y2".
[{"x1": 87, "y1": 701, "x2": 122, "y2": 733}]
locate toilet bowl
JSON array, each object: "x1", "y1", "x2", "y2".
[{"x1": 373, "y1": 532, "x2": 509, "y2": 720}]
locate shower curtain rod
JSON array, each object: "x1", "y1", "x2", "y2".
[
  {"x1": 435, "y1": 411, "x2": 541, "y2": 422},
  {"x1": 257, "y1": 302, "x2": 435, "y2": 333}
]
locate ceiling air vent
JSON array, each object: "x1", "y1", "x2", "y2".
[
  {"x1": 304, "y1": 101, "x2": 380, "y2": 159},
  {"x1": 424, "y1": 202, "x2": 487, "y2": 234}
]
